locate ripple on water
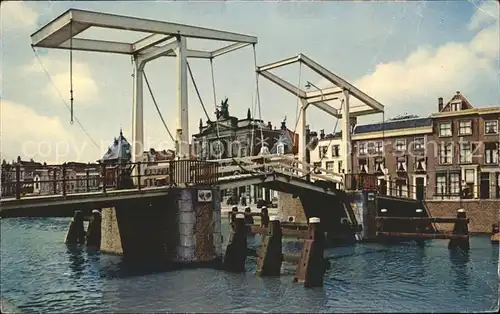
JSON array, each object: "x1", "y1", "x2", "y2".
[{"x1": 1, "y1": 218, "x2": 499, "y2": 313}]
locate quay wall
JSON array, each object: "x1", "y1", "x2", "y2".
[
  {"x1": 279, "y1": 192, "x2": 500, "y2": 234},
  {"x1": 426, "y1": 199, "x2": 500, "y2": 234}
]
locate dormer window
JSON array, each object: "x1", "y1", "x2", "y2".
[
  {"x1": 374, "y1": 157, "x2": 385, "y2": 174},
  {"x1": 396, "y1": 156, "x2": 407, "y2": 173},
  {"x1": 359, "y1": 158, "x2": 368, "y2": 173},
  {"x1": 485, "y1": 120, "x2": 498, "y2": 135}
]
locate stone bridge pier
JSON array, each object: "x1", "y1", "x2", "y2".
[{"x1": 98, "y1": 187, "x2": 222, "y2": 265}]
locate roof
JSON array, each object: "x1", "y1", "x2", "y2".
[
  {"x1": 353, "y1": 117, "x2": 432, "y2": 134},
  {"x1": 270, "y1": 127, "x2": 295, "y2": 154},
  {"x1": 100, "y1": 130, "x2": 132, "y2": 163}
]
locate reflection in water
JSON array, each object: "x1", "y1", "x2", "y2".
[
  {"x1": 66, "y1": 246, "x2": 85, "y2": 278},
  {"x1": 449, "y1": 248, "x2": 470, "y2": 291},
  {"x1": 1, "y1": 219, "x2": 498, "y2": 313}
]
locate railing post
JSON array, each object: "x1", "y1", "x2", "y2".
[
  {"x1": 86, "y1": 168, "x2": 90, "y2": 192},
  {"x1": 15, "y1": 164, "x2": 21, "y2": 200},
  {"x1": 101, "y1": 163, "x2": 107, "y2": 194},
  {"x1": 53, "y1": 169, "x2": 57, "y2": 194},
  {"x1": 62, "y1": 164, "x2": 67, "y2": 196},
  {"x1": 137, "y1": 162, "x2": 142, "y2": 190}
]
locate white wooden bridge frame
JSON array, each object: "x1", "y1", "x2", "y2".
[
  {"x1": 215, "y1": 154, "x2": 344, "y2": 186},
  {"x1": 30, "y1": 8, "x2": 258, "y2": 164},
  {"x1": 256, "y1": 54, "x2": 384, "y2": 176}
]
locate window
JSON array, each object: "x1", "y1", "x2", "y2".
[
  {"x1": 374, "y1": 158, "x2": 385, "y2": 174},
  {"x1": 395, "y1": 180, "x2": 408, "y2": 198},
  {"x1": 276, "y1": 143, "x2": 284, "y2": 155},
  {"x1": 325, "y1": 161, "x2": 334, "y2": 171},
  {"x1": 396, "y1": 157, "x2": 407, "y2": 172},
  {"x1": 436, "y1": 174, "x2": 447, "y2": 195},
  {"x1": 338, "y1": 160, "x2": 343, "y2": 173},
  {"x1": 395, "y1": 139, "x2": 406, "y2": 151},
  {"x1": 414, "y1": 137, "x2": 425, "y2": 150},
  {"x1": 485, "y1": 142, "x2": 499, "y2": 164},
  {"x1": 319, "y1": 146, "x2": 328, "y2": 158},
  {"x1": 415, "y1": 156, "x2": 427, "y2": 172},
  {"x1": 439, "y1": 142, "x2": 453, "y2": 164},
  {"x1": 464, "y1": 169, "x2": 475, "y2": 184},
  {"x1": 359, "y1": 159, "x2": 368, "y2": 173},
  {"x1": 439, "y1": 122, "x2": 452, "y2": 137},
  {"x1": 450, "y1": 173, "x2": 461, "y2": 195},
  {"x1": 331, "y1": 145, "x2": 340, "y2": 157},
  {"x1": 459, "y1": 142, "x2": 472, "y2": 164},
  {"x1": 313, "y1": 162, "x2": 322, "y2": 174},
  {"x1": 241, "y1": 147, "x2": 248, "y2": 157},
  {"x1": 375, "y1": 141, "x2": 383, "y2": 153},
  {"x1": 358, "y1": 143, "x2": 367, "y2": 155},
  {"x1": 459, "y1": 120, "x2": 472, "y2": 135},
  {"x1": 485, "y1": 120, "x2": 499, "y2": 134}
]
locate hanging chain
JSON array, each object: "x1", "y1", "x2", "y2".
[{"x1": 69, "y1": 20, "x2": 74, "y2": 124}]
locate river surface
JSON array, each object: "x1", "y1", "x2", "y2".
[{"x1": 1, "y1": 217, "x2": 498, "y2": 313}]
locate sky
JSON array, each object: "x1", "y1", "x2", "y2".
[{"x1": 1, "y1": 0, "x2": 499, "y2": 164}]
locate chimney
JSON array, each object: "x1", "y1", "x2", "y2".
[
  {"x1": 456, "y1": 91, "x2": 460, "y2": 95},
  {"x1": 281, "y1": 120, "x2": 287, "y2": 130},
  {"x1": 268, "y1": 121, "x2": 272, "y2": 129},
  {"x1": 320, "y1": 129, "x2": 325, "y2": 139},
  {"x1": 438, "y1": 97, "x2": 443, "y2": 111}
]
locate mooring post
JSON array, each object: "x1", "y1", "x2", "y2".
[
  {"x1": 260, "y1": 206, "x2": 269, "y2": 228},
  {"x1": 65, "y1": 210, "x2": 86, "y2": 245},
  {"x1": 448, "y1": 208, "x2": 470, "y2": 251},
  {"x1": 293, "y1": 217, "x2": 325, "y2": 288},
  {"x1": 223, "y1": 213, "x2": 247, "y2": 272},
  {"x1": 415, "y1": 208, "x2": 426, "y2": 246},
  {"x1": 377, "y1": 208, "x2": 388, "y2": 233},
  {"x1": 256, "y1": 215, "x2": 282, "y2": 276},
  {"x1": 86, "y1": 209, "x2": 102, "y2": 249}
]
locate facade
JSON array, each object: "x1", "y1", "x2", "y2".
[
  {"x1": 347, "y1": 91, "x2": 499, "y2": 200},
  {"x1": 192, "y1": 98, "x2": 298, "y2": 205},
  {"x1": 428, "y1": 92, "x2": 500, "y2": 199},
  {"x1": 310, "y1": 130, "x2": 343, "y2": 175},
  {"x1": 142, "y1": 148, "x2": 175, "y2": 187}
]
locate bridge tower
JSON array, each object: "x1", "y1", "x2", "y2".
[
  {"x1": 256, "y1": 54, "x2": 384, "y2": 179},
  {"x1": 30, "y1": 9, "x2": 257, "y2": 173}
]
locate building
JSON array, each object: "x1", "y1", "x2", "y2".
[
  {"x1": 192, "y1": 98, "x2": 298, "y2": 205},
  {"x1": 142, "y1": 148, "x2": 175, "y2": 187},
  {"x1": 346, "y1": 91, "x2": 499, "y2": 200},
  {"x1": 428, "y1": 92, "x2": 500, "y2": 199},
  {"x1": 310, "y1": 130, "x2": 343, "y2": 175}
]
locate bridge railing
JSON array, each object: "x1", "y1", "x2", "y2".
[{"x1": 0, "y1": 160, "x2": 219, "y2": 200}]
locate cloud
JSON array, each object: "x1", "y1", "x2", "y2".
[
  {"x1": 23, "y1": 56, "x2": 100, "y2": 106},
  {"x1": 0, "y1": 1, "x2": 38, "y2": 32},
  {"x1": 468, "y1": 0, "x2": 499, "y2": 30},
  {"x1": 317, "y1": 2, "x2": 499, "y2": 117}
]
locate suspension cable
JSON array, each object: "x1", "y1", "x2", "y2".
[
  {"x1": 186, "y1": 61, "x2": 211, "y2": 122},
  {"x1": 291, "y1": 61, "x2": 303, "y2": 146},
  {"x1": 69, "y1": 20, "x2": 74, "y2": 125},
  {"x1": 252, "y1": 44, "x2": 265, "y2": 151},
  {"x1": 31, "y1": 46, "x2": 100, "y2": 149},
  {"x1": 142, "y1": 70, "x2": 175, "y2": 142},
  {"x1": 210, "y1": 58, "x2": 221, "y2": 142}
]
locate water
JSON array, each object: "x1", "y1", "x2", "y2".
[{"x1": 1, "y1": 218, "x2": 498, "y2": 313}]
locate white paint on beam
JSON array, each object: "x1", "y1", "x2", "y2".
[
  {"x1": 132, "y1": 34, "x2": 174, "y2": 53},
  {"x1": 137, "y1": 40, "x2": 179, "y2": 64},
  {"x1": 256, "y1": 55, "x2": 301, "y2": 72},
  {"x1": 310, "y1": 102, "x2": 339, "y2": 117},
  {"x1": 58, "y1": 38, "x2": 133, "y2": 54},
  {"x1": 258, "y1": 71, "x2": 307, "y2": 98},
  {"x1": 176, "y1": 36, "x2": 189, "y2": 159},
  {"x1": 305, "y1": 86, "x2": 343, "y2": 100},
  {"x1": 212, "y1": 42, "x2": 252, "y2": 58}
]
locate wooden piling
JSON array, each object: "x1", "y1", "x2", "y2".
[
  {"x1": 260, "y1": 206, "x2": 269, "y2": 228},
  {"x1": 448, "y1": 209, "x2": 470, "y2": 251},
  {"x1": 223, "y1": 213, "x2": 247, "y2": 272},
  {"x1": 256, "y1": 216, "x2": 282, "y2": 277},
  {"x1": 65, "y1": 210, "x2": 86, "y2": 245},
  {"x1": 86, "y1": 209, "x2": 102, "y2": 249},
  {"x1": 293, "y1": 217, "x2": 326, "y2": 288}
]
